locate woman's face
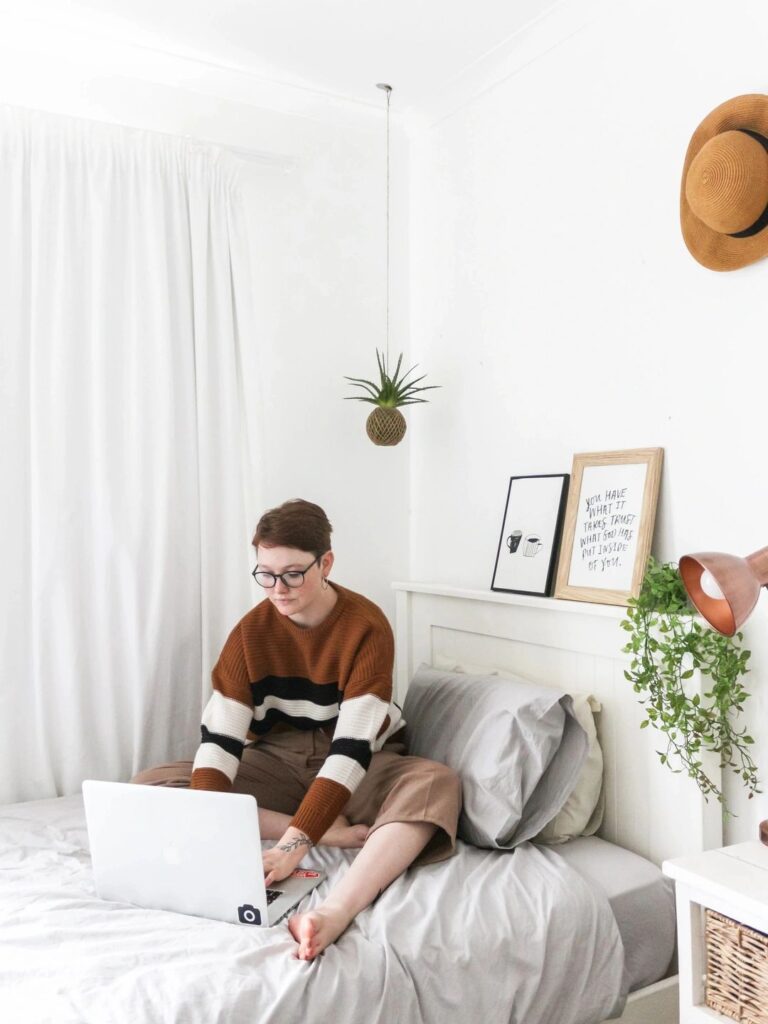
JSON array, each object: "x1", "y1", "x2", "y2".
[{"x1": 255, "y1": 545, "x2": 334, "y2": 621}]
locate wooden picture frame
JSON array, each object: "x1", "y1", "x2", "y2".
[
  {"x1": 554, "y1": 448, "x2": 664, "y2": 606},
  {"x1": 491, "y1": 474, "x2": 570, "y2": 597}
]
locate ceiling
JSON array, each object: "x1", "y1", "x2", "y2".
[{"x1": 3, "y1": 0, "x2": 562, "y2": 114}]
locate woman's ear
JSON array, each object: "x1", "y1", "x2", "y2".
[{"x1": 321, "y1": 550, "x2": 334, "y2": 578}]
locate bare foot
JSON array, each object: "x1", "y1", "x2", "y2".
[
  {"x1": 319, "y1": 816, "x2": 368, "y2": 849},
  {"x1": 288, "y1": 906, "x2": 352, "y2": 959}
]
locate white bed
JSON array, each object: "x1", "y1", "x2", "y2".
[
  {"x1": 392, "y1": 583, "x2": 723, "y2": 1023},
  {"x1": 0, "y1": 583, "x2": 721, "y2": 1023}
]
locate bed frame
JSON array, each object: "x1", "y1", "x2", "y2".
[{"x1": 393, "y1": 582, "x2": 723, "y2": 1024}]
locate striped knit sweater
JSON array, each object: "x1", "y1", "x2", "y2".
[{"x1": 190, "y1": 584, "x2": 404, "y2": 844}]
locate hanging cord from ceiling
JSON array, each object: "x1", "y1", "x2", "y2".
[{"x1": 376, "y1": 83, "x2": 392, "y2": 365}]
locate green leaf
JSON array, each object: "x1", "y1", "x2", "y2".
[
  {"x1": 620, "y1": 555, "x2": 756, "y2": 813},
  {"x1": 346, "y1": 351, "x2": 439, "y2": 409},
  {"x1": 344, "y1": 375, "x2": 380, "y2": 390}
]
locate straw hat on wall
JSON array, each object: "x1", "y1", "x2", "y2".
[{"x1": 681, "y1": 94, "x2": 768, "y2": 271}]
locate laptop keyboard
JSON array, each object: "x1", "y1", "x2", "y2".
[{"x1": 266, "y1": 889, "x2": 282, "y2": 905}]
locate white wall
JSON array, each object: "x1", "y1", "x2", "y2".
[
  {"x1": 239, "y1": 124, "x2": 411, "y2": 616},
  {"x1": 408, "y1": 0, "x2": 768, "y2": 843},
  {"x1": 0, "y1": 14, "x2": 410, "y2": 620},
  {"x1": 6, "y1": 0, "x2": 768, "y2": 842}
]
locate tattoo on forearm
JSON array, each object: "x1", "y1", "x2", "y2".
[{"x1": 277, "y1": 832, "x2": 314, "y2": 853}]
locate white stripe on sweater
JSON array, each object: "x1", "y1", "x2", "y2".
[
  {"x1": 317, "y1": 753, "x2": 367, "y2": 792},
  {"x1": 374, "y1": 703, "x2": 405, "y2": 749},
  {"x1": 252, "y1": 695, "x2": 339, "y2": 722},
  {"x1": 333, "y1": 693, "x2": 389, "y2": 745},
  {"x1": 201, "y1": 691, "x2": 253, "y2": 741},
  {"x1": 192, "y1": 742, "x2": 240, "y2": 782},
  {"x1": 333, "y1": 693, "x2": 404, "y2": 751}
]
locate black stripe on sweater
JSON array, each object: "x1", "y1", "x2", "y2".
[
  {"x1": 328, "y1": 737, "x2": 372, "y2": 770},
  {"x1": 250, "y1": 675, "x2": 341, "y2": 708},
  {"x1": 200, "y1": 725, "x2": 245, "y2": 759},
  {"x1": 249, "y1": 709, "x2": 337, "y2": 735}
]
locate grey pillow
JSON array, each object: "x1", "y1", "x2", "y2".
[{"x1": 403, "y1": 664, "x2": 589, "y2": 849}]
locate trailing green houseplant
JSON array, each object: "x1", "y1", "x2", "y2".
[
  {"x1": 621, "y1": 557, "x2": 759, "y2": 811},
  {"x1": 344, "y1": 349, "x2": 439, "y2": 447}
]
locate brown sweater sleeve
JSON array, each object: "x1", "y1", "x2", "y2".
[
  {"x1": 190, "y1": 624, "x2": 254, "y2": 792},
  {"x1": 289, "y1": 621, "x2": 394, "y2": 843}
]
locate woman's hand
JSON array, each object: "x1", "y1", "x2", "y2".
[{"x1": 262, "y1": 827, "x2": 314, "y2": 887}]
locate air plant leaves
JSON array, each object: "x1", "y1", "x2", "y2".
[{"x1": 344, "y1": 349, "x2": 440, "y2": 409}]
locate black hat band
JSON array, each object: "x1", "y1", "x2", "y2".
[{"x1": 728, "y1": 129, "x2": 768, "y2": 238}]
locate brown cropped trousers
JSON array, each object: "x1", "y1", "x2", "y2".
[{"x1": 132, "y1": 726, "x2": 461, "y2": 866}]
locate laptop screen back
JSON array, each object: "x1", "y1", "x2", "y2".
[{"x1": 83, "y1": 780, "x2": 269, "y2": 925}]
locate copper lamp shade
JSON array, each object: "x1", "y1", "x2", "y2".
[{"x1": 679, "y1": 546, "x2": 768, "y2": 636}]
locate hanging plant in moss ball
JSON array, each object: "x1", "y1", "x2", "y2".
[{"x1": 344, "y1": 350, "x2": 440, "y2": 446}]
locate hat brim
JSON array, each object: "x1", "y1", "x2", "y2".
[{"x1": 681, "y1": 94, "x2": 768, "y2": 271}]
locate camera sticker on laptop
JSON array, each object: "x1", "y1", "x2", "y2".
[{"x1": 237, "y1": 904, "x2": 262, "y2": 925}]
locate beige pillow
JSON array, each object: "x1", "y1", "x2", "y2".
[{"x1": 432, "y1": 656, "x2": 604, "y2": 844}]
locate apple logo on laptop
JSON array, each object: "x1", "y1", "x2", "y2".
[{"x1": 163, "y1": 844, "x2": 182, "y2": 866}]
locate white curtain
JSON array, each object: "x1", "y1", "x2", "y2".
[{"x1": 0, "y1": 106, "x2": 259, "y2": 804}]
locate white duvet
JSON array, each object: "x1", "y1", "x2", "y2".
[{"x1": 0, "y1": 796, "x2": 626, "y2": 1024}]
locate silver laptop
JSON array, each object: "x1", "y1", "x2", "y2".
[{"x1": 82, "y1": 780, "x2": 324, "y2": 926}]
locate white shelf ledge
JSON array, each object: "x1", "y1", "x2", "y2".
[{"x1": 391, "y1": 581, "x2": 628, "y2": 620}]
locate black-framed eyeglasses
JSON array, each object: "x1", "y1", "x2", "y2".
[{"x1": 251, "y1": 555, "x2": 321, "y2": 589}]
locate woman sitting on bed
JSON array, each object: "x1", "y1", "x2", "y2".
[{"x1": 133, "y1": 498, "x2": 461, "y2": 960}]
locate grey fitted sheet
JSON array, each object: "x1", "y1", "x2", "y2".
[{"x1": 551, "y1": 835, "x2": 676, "y2": 992}]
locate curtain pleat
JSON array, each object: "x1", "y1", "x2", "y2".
[{"x1": 0, "y1": 106, "x2": 258, "y2": 803}]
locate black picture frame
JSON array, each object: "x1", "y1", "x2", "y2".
[{"x1": 491, "y1": 473, "x2": 570, "y2": 597}]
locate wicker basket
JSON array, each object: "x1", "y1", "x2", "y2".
[{"x1": 706, "y1": 908, "x2": 768, "y2": 1023}]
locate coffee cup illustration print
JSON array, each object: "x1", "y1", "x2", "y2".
[
  {"x1": 507, "y1": 530, "x2": 523, "y2": 553},
  {"x1": 493, "y1": 474, "x2": 570, "y2": 597},
  {"x1": 523, "y1": 535, "x2": 542, "y2": 557}
]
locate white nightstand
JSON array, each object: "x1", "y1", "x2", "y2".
[{"x1": 663, "y1": 842, "x2": 768, "y2": 1023}]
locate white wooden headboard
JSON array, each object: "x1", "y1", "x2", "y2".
[{"x1": 392, "y1": 582, "x2": 722, "y2": 866}]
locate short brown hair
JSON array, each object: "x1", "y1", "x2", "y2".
[{"x1": 252, "y1": 499, "x2": 332, "y2": 558}]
